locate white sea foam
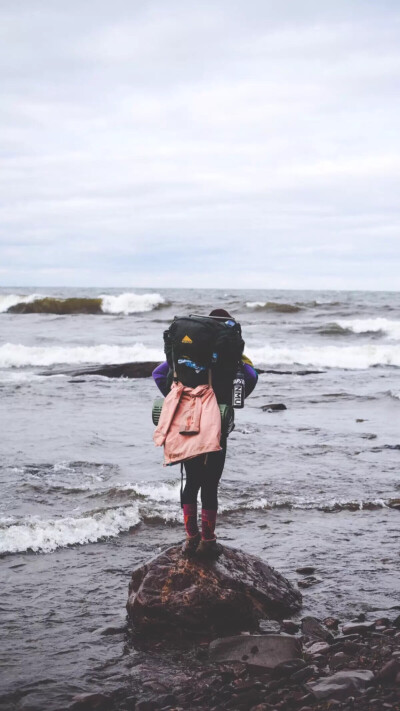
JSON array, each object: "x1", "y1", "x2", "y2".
[
  {"x1": 0, "y1": 342, "x2": 164, "y2": 368},
  {"x1": 337, "y1": 318, "x2": 400, "y2": 340},
  {"x1": 100, "y1": 292, "x2": 166, "y2": 314},
  {"x1": 248, "y1": 343, "x2": 400, "y2": 369},
  {"x1": 246, "y1": 301, "x2": 267, "y2": 309},
  {"x1": 0, "y1": 293, "x2": 43, "y2": 313},
  {"x1": 0, "y1": 505, "x2": 140, "y2": 554},
  {"x1": 130, "y1": 481, "x2": 181, "y2": 502}
]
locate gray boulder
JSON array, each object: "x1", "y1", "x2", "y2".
[
  {"x1": 307, "y1": 670, "x2": 374, "y2": 700},
  {"x1": 127, "y1": 545, "x2": 302, "y2": 634},
  {"x1": 209, "y1": 634, "x2": 301, "y2": 669}
]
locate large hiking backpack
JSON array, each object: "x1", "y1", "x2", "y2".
[{"x1": 163, "y1": 314, "x2": 244, "y2": 391}]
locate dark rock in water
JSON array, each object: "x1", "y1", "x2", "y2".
[
  {"x1": 298, "y1": 575, "x2": 321, "y2": 588},
  {"x1": 257, "y1": 369, "x2": 325, "y2": 376},
  {"x1": 209, "y1": 634, "x2": 301, "y2": 669},
  {"x1": 127, "y1": 545, "x2": 302, "y2": 634},
  {"x1": 70, "y1": 693, "x2": 111, "y2": 710},
  {"x1": 296, "y1": 566, "x2": 316, "y2": 575},
  {"x1": 306, "y1": 669, "x2": 374, "y2": 700},
  {"x1": 261, "y1": 403, "x2": 287, "y2": 412},
  {"x1": 302, "y1": 616, "x2": 334, "y2": 643},
  {"x1": 9, "y1": 296, "x2": 103, "y2": 314},
  {"x1": 41, "y1": 361, "x2": 160, "y2": 379}
]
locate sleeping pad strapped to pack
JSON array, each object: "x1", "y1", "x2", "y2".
[{"x1": 163, "y1": 315, "x2": 244, "y2": 403}]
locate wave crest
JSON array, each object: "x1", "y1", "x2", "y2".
[
  {"x1": 248, "y1": 343, "x2": 400, "y2": 369},
  {"x1": 0, "y1": 505, "x2": 140, "y2": 554},
  {"x1": 2, "y1": 292, "x2": 167, "y2": 315},
  {"x1": 336, "y1": 318, "x2": 400, "y2": 341},
  {"x1": 0, "y1": 342, "x2": 163, "y2": 367},
  {"x1": 246, "y1": 301, "x2": 302, "y2": 313}
]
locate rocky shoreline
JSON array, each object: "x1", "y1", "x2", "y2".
[
  {"x1": 69, "y1": 542, "x2": 400, "y2": 711},
  {"x1": 70, "y1": 613, "x2": 400, "y2": 711}
]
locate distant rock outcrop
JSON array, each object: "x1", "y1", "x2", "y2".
[
  {"x1": 127, "y1": 545, "x2": 302, "y2": 635},
  {"x1": 41, "y1": 361, "x2": 160, "y2": 378}
]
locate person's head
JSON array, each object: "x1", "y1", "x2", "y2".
[{"x1": 209, "y1": 308, "x2": 232, "y2": 319}]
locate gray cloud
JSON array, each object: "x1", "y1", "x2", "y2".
[{"x1": 1, "y1": 0, "x2": 400, "y2": 288}]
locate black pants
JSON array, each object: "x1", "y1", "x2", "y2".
[{"x1": 181, "y1": 444, "x2": 227, "y2": 510}]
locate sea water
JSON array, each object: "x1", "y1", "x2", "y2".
[{"x1": 1, "y1": 287, "x2": 399, "y2": 710}]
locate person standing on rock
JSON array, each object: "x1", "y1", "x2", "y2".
[{"x1": 152, "y1": 309, "x2": 258, "y2": 558}]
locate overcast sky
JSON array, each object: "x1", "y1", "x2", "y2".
[{"x1": 1, "y1": 0, "x2": 400, "y2": 289}]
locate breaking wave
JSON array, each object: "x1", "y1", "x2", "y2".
[
  {"x1": 100, "y1": 292, "x2": 167, "y2": 314},
  {"x1": 335, "y1": 318, "x2": 400, "y2": 340},
  {"x1": 0, "y1": 292, "x2": 166, "y2": 315},
  {"x1": 0, "y1": 342, "x2": 163, "y2": 367},
  {"x1": 0, "y1": 293, "x2": 44, "y2": 313},
  {"x1": 248, "y1": 343, "x2": 400, "y2": 369},
  {"x1": 246, "y1": 301, "x2": 302, "y2": 313},
  {"x1": 0, "y1": 504, "x2": 140, "y2": 554}
]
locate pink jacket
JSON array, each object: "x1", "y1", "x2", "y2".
[{"x1": 153, "y1": 381, "x2": 222, "y2": 465}]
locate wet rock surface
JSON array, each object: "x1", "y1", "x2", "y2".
[
  {"x1": 209, "y1": 634, "x2": 301, "y2": 668},
  {"x1": 127, "y1": 545, "x2": 302, "y2": 634},
  {"x1": 78, "y1": 612, "x2": 400, "y2": 711}
]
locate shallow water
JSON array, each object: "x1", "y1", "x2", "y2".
[{"x1": 1, "y1": 288, "x2": 399, "y2": 710}]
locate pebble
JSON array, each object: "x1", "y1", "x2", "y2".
[
  {"x1": 281, "y1": 620, "x2": 301, "y2": 634},
  {"x1": 290, "y1": 665, "x2": 315, "y2": 683},
  {"x1": 378, "y1": 658, "x2": 400, "y2": 681},
  {"x1": 342, "y1": 621, "x2": 375, "y2": 635},
  {"x1": 306, "y1": 641, "x2": 330, "y2": 655},
  {"x1": 302, "y1": 616, "x2": 334, "y2": 642},
  {"x1": 324, "y1": 617, "x2": 339, "y2": 630}
]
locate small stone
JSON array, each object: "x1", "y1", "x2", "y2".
[
  {"x1": 324, "y1": 617, "x2": 339, "y2": 630},
  {"x1": 330, "y1": 651, "x2": 351, "y2": 667},
  {"x1": 302, "y1": 616, "x2": 334, "y2": 643},
  {"x1": 352, "y1": 613, "x2": 366, "y2": 622},
  {"x1": 259, "y1": 620, "x2": 281, "y2": 634},
  {"x1": 306, "y1": 641, "x2": 331, "y2": 655},
  {"x1": 378, "y1": 659, "x2": 400, "y2": 682},
  {"x1": 342, "y1": 621, "x2": 375, "y2": 635},
  {"x1": 261, "y1": 403, "x2": 287, "y2": 412},
  {"x1": 281, "y1": 620, "x2": 301, "y2": 635},
  {"x1": 290, "y1": 665, "x2": 315, "y2": 683},
  {"x1": 296, "y1": 566, "x2": 316, "y2": 575}
]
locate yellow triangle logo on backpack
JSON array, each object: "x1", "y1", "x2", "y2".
[{"x1": 182, "y1": 335, "x2": 193, "y2": 343}]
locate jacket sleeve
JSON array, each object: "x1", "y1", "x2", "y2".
[
  {"x1": 152, "y1": 361, "x2": 170, "y2": 397},
  {"x1": 241, "y1": 355, "x2": 258, "y2": 398}
]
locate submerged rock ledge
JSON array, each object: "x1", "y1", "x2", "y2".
[{"x1": 127, "y1": 544, "x2": 302, "y2": 635}]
